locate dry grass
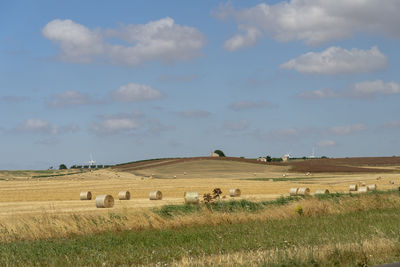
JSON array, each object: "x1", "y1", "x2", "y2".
[
  {"x1": 174, "y1": 237, "x2": 398, "y2": 266},
  {"x1": 0, "y1": 191, "x2": 398, "y2": 242}
]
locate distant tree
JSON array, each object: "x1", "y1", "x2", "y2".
[
  {"x1": 83, "y1": 165, "x2": 89, "y2": 169},
  {"x1": 59, "y1": 164, "x2": 67, "y2": 170},
  {"x1": 266, "y1": 156, "x2": 272, "y2": 162},
  {"x1": 214, "y1": 149, "x2": 226, "y2": 157},
  {"x1": 321, "y1": 156, "x2": 328, "y2": 159}
]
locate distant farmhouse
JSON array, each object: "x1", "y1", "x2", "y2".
[{"x1": 210, "y1": 152, "x2": 220, "y2": 157}]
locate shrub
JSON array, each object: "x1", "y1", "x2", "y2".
[
  {"x1": 214, "y1": 149, "x2": 226, "y2": 157},
  {"x1": 59, "y1": 164, "x2": 67, "y2": 170}
]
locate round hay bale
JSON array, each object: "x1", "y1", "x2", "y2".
[
  {"x1": 184, "y1": 192, "x2": 199, "y2": 204},
  {"x1": 367, "y1": 184, "x2": 377, "y2": 191},
  {"x1": 289, "y1": 188, "x2": 299, "y2": 196},
  {"x1": 96, "y1": 195, "x2": 114, "y2": 208},
  {"x1": 149, "y1": 190, "x2": 162, "y2": 200},
  {"x1": 315, "y1": 189, "x2": 329, "y2": 195},
  {"x1": 349, "y1": 184, "x2": 358, "y2": 191},
  {"x1": 297, "y1": 187, "x2": 310, "y2": 195},
  {"x1": 118, "y1": 191, "x2": 130, "y2": 200},
  {"x1": 358, "y1": 186, "x2": 369, "y2": 193},
  {"x1": 229, "y1": 188, "x2": 241, "y2": 197},
  {"x1": 80, "y1": 191, "x2": 92, "y2": 200}
]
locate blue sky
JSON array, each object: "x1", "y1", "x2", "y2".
[{"x1": 1, "y1": 0, "x2": 400, "y2": 169}]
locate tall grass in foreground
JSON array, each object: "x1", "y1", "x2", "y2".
[
  {"x1": 1, "y1": 206, "x2": 400, "y2": 266},
  {"x1": 0, "y1": 190, "x2": 400, "y2": 243}
]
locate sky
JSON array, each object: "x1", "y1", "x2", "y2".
[{"x1": 1, "y1": 0, "x2": 400, "y2": 169}]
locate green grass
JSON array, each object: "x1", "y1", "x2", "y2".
[
  {"x1": 153, "y1": 196, "x2": 301, "y2": 217},
  {"x1": 1, "y1": 207, "x2": 400, "y2": 266},
  {"x1": 153, "y1": 204, "x2": 202, "y2": 218}
]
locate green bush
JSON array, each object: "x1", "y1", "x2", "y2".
[
  {"x1": 59, "y1": 164, "x2": 67, "y2": 170},
  {"x1": 214, "y1": 149, "x2": 226, "y2": 157}
]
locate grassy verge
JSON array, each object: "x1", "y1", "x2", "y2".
[{"x1": 1, "y1": 205, "x2": 400, "y2": 266}]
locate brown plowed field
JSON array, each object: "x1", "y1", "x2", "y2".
[{"x1": 114, "y1": 156, "x2": 400, "y2": 173}]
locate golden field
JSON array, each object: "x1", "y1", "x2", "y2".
[{"x1": 0, "y1": 159, "x2": 399, "y2": 218}]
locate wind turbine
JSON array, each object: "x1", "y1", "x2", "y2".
[
  {"x1": 310, "y1": 147, "x2": 316, "y2": 158},
  {"x1": 89, "y1": 154, "x2": 96, "y2": 168}
]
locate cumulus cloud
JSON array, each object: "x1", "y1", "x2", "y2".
[
  {"x1": 316, "y1": 140, "x2": 336, "y2": 147},
  {"x1": 179, "y1": 110, "x2": 210, "y2": 118},
  {"x1": 89, "y1": 111, "x2": 173, "y2": 136},
  {"x1": 329, "y1": 124, "x2": 366, "y2": 135},
  {"x1": 42, "y1": 19, "x2": 104, "y2": 63},
  {"x1": 229, "y1": 100, "x2": 273, "y2": 111},
  {"x1": 298, "y1": 88, "x2": 338, "y2": 99},
  {"x1": 299, "y1": 80, "x2": 400, "y2": 99},
  {"x1": 16, "y1": 118, "x2": 78, "y2": 135},
  {"x1": 215, "y1": 1, "x2": 400, "y2": 50},
  {"x1": 90, "y1": 113, "x2": 141, "y2": 135},
  {"x1": 42, "y1": 18, "x2": 205, "y2": 65},
  {"x1": 224, "y1": 27, "x2": 261, "y2": 51},
  {"x1": 348, "y1": 80, "x2": 400, "y2": 98},
  {"x1": 223, "y1": 119, "x2": 249, "y2": 131},
  {"x1": 48, "y1": 90, "x2": 92, "y2": 108},
  {"x1": 280, "y1": 46, "x2": 387, "y2": 75},
  {"x1": 110, "y1": 83, "x2": 162, "y2": 102}
]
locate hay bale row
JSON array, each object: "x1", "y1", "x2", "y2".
[
  {"x1": 289, "y1": 187, "x2": 310, "y2": 196},
  {"x1": 80, "y1": 191, "x2": 92, "y2": 200},
  {"x1": 315, "y1": 189, "x2": 330, "y2": 195},
  {"x1": 118, "y1": 191, "x2": 130, "y2": 200},
  {"x1": 96, "y1": 195, "x2": 114, "y2": 208},
  {"x1": 358, "y1": 187, "x2": 369, "y2": 193},
  {"x1": 184, "y1": 192, "x2": 199, "y2": 204},
  {"x1": 229, "y1": 188, "x2": 241, "y2": 197},
  {"x1": 289, "y1": 188, "x2": 298, "y2": 196},
  {"x1": 149, "y1": 190, "x2": 162, "y2": 200},
  {"x1": 349, "y1": 184, "x2": 358, "y2": 191}
]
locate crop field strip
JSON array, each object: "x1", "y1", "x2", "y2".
[{"x1": 1, "y1": 192, "x2": 400, "y2": 266}]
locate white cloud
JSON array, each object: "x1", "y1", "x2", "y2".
[
  {"x1": 330, "y1": 124, "x2": 366, "y2": 135},
  {"x1": 280, "y1": 46, "x2": 387, "y2": 75},
  {"x1": 316, "y1": 140, "x2": 336, "y2": 147},
  {"x1": 224, "y1": 119, "x2": 249, "y2": 131},
  {"x1": 215, "y1": 1, "x2": 400, "y2": 49},
  {"x1": 349, "y1": 80, "x2": 400, "y2": 98},
  {"x1": 43, "y1": 18, "x2": 205, "y2": 65},
  {"x1": 110, "y1": 83, "x2": 162, "y2": 102},
  {"x1": 42, "y1": 19, "x2": 104, "y2": 63},
  {"x1": 48, "y1": 90, "x2": 91, "y2": 108},
  {"x1": 179, "y1": 110, "x2": 210, "y2": 118},
  {"x1": 298, "y1": 88, "x2": 338, "y2": 99},
  {"x1": 229, "y1": 100, "x2": 273, "y2": 111},
  {"x1": 299, "y1": 80, "x2": 400, "y2": 99},
  {"x1": 224, "y1": 27, "x2": 261, "y2": 51},
  {"x1": 16, "y1": 118, "x2": 78, "y2": 135},
  {"x1": 90, "y1": 113, "x2": 141, "y2": 135}
]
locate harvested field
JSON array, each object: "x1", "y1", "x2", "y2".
[
  {"x1": 114, "y1": 156, "x2": 400, "y2": 174},
  {"x1": 0, "y1": 158, "x2": 399, "y2": 219}
]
